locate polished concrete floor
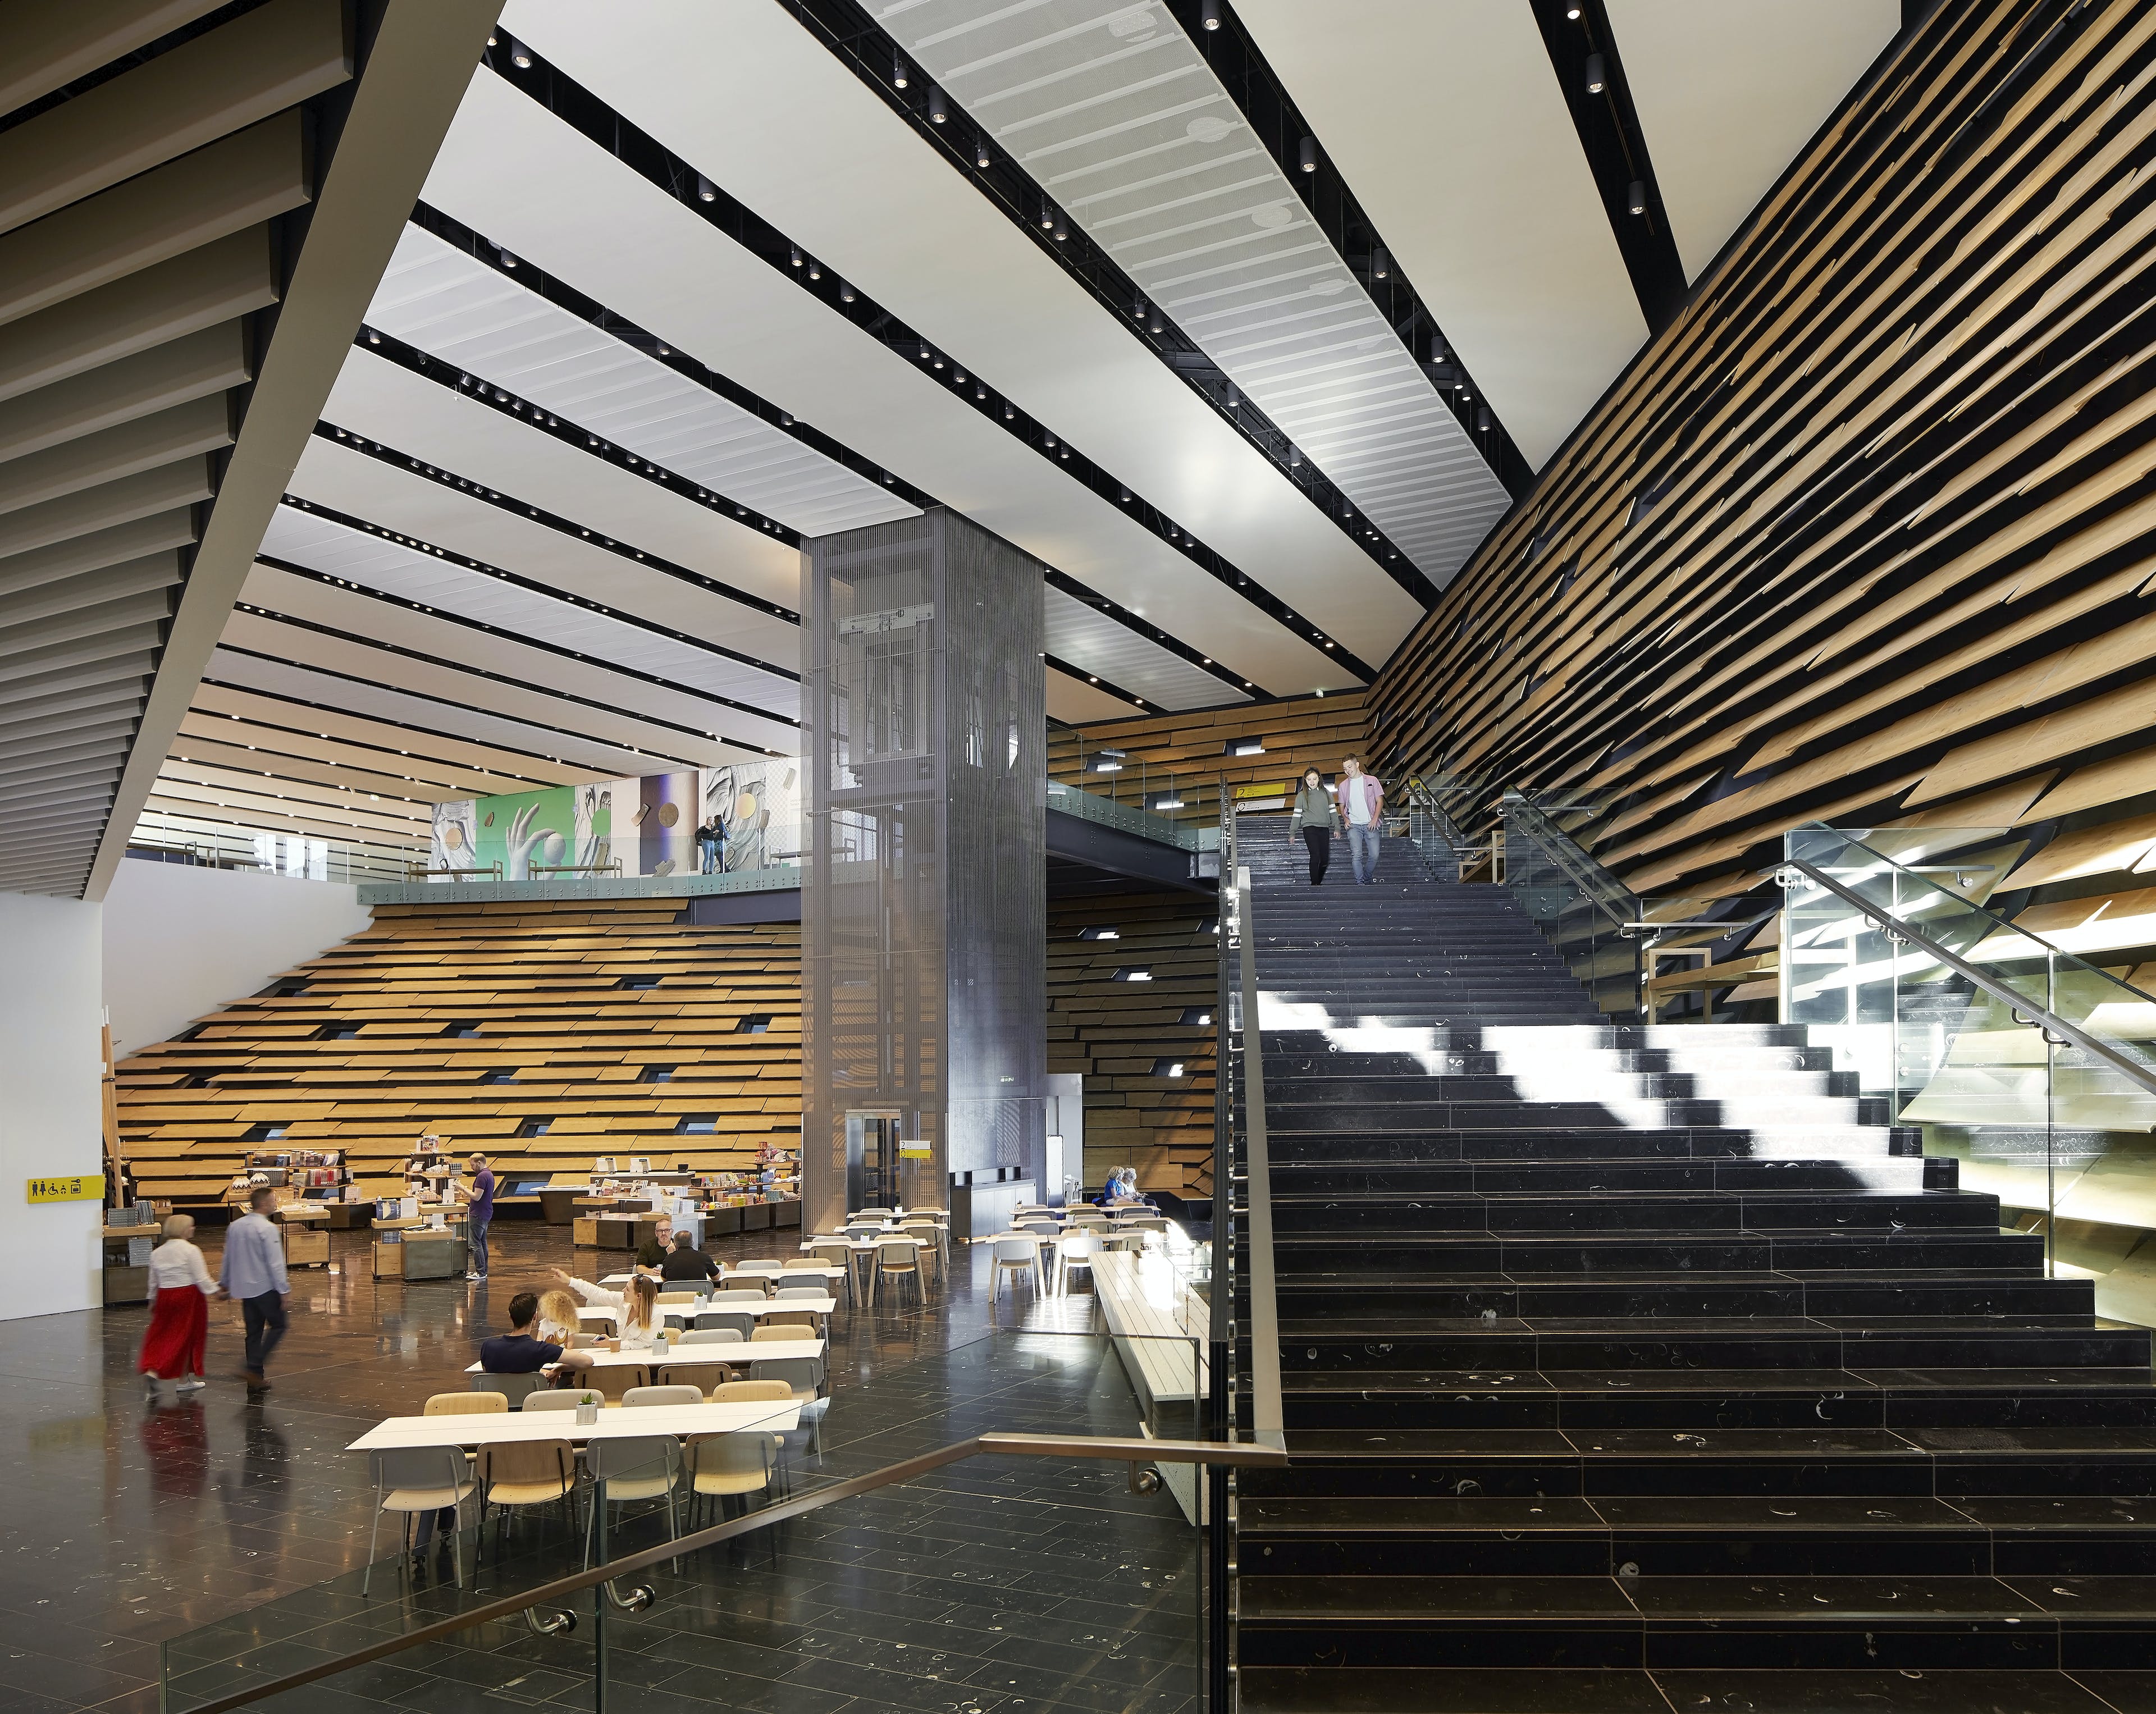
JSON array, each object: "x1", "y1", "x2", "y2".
[{"x1": 0, "y1": 1218, "x2": 1188, "y2": 1714}]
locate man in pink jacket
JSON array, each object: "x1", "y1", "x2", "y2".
[{"x1": 1339, "y1": 756, "x2": 1385, "y2": 884}]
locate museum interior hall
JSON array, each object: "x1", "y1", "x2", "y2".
[{"x1": 8, "y1": 2, "x2": 2156, "y2": 1711}]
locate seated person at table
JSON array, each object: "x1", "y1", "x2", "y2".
[
  {"x1": 659, "y1": 1230, "x2": 719, "y2": 1284},
  {"x1": 535, "y1": 1287, "x2": 586, "y2": 1345},
  {"x1": 632, "y1": 1217, "x2": 675, "y2": 1274},
  {"x1": 554, "y1": 1269, "x2": 663, "y2": 1349},
  {"x1": 479, "y1": 1291, "x2": 593, "y2": 1380}
]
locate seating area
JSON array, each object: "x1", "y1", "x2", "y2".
[{"x1": 112, "y1": 899, "x2": 804, "y2": 1207}]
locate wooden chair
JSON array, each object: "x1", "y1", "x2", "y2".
[
  {"x1": 875, "y1": 1237, "x2": 922, "y2": 1308},
  {"x1": 655, "y1": 1361, "x2": 737, "y2": 1397},
  {"x1": 427, "y1": 1391, "x2": 507, "y2": 1415},
  {"x1": 584, "y1": 1364, "x2": 650, "y2": 1404},
  {"x1": 475, "y1": 1439, "x2": 578, "y2": 1560},
  {"x1": 757, "y1": 1309, "x2": 818, "y2": 1330},
  {"x1": 622, "y1": 1384, "x2": 702, "y2": 1407},
  {"x1": 750, "y1": 1323, "x2": 802, "y2": 1342}
]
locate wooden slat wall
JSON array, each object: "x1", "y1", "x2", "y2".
[
  {"x1": 1050, "y1": 693, "x2": 1370, "y2": 825},
  {"x1": 1368, "y1": 0, "x2": 2156, "y2": 963},
  {"x1": 116, "y1": 898, "x2": 802, "y2": 1204},
  {"x1": 1047, "y1": 888, "x2": 1219, "y2": 1199}
]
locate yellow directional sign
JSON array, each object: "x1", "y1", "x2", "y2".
[{"x1": 27, "y1": 1174, "x2": 103, "y2": 1204}]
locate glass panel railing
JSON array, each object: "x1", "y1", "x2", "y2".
[
  {"x1": 125, "y1": 824, "x2": 419, "y2": 884},
  {"x1": 1047, "y1": 776, "x2": 1218, "y2": 851},
  {"x1": 157, "y1": 1336, "x2": 1268, "y2": 1714},
  {"x1": 1782, "y1": 823, "x2": 2156, "y2": 1282},
  {"x1": 1500, "y1": 788, "x2": 1734, "y2": 1022}
]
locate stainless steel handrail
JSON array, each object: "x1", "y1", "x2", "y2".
[
  {"x1": 1501, "y1": 790, "x2": 1642, "y2": 932},
  {"x1": 1229, "y1": 849, "x2": 1285, "y2": 1451},
  {"x1": 173, "y1": 1432, "x2": 1283, "y2": 1714},
  {"x1": 1783, "y1": 855, "x2": 2156, "y2": 1101}
]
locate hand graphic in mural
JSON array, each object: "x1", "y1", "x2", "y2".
[{"x1": 505, "y1": 802, "x2": 567, "y2": 881}]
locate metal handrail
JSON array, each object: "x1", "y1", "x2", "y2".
[
  {"x1": 1783, "y1": 855, "x2": 2156, "y2": 1101},
  {"x1": 1401, "y1": 775, "x2": 1469, "y2": 851},
  {"x1": 1228, "y1": 850, "x2": 1285, "y2": 1452},
  {"x1": 1502, "y1": 790, "x2": 1641, "y2": 932},
  {"x1": 175, "y1": 1430, "x2": 1282, "y2": 1714}
]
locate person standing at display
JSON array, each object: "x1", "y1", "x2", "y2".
[
  {"x1": 218, "y1": 1186, "x2": 289, "y2": 1388},
  {"x1": 465, "y1": 1152, "x2": 495, "y2": 1282},
  {"x1": 1338, "y1": 756, "x2": 1385, "y2": 885},
  {"x1": 140, "y1": 1214, "x2": 218, "y2": 1395},
  {"x1": 696, "y1": 815, "x2": 727, "y2": 874},
  {"x1": 1287, "y1": 767, "x2": 1341, "y2": 886}
]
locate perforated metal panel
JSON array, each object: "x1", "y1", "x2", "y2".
[{"x1": 801, "y1": 508, "x2": 1045, "y2": 1232}]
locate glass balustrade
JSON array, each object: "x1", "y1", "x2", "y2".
[{"x1": 1783, "y1": 823, "x2": 2156, "y2": 1286}]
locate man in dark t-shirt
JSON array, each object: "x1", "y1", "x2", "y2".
[
  {"x1": 658, "y1": 1231, "x2": 720, "y2": 1284},
  {"x1": 633, "y1": 1216, "x2": 675, "y2": 1273},
  {"x1": 480, "y1": 1292, "x2": 593, "y2": 1378},
  {"x1": 466, "y1": 1153, "x2": 496, "y2": 1282}
]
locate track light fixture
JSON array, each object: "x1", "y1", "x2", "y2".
[
  {"x1": 808, "y1": 259, "x2": 822, "y2": 279},
  {"x1": 1226, "y1": 385, "x2": 1241, "y2": 408},
  {"x1": 789, "y1": 245, "x2": 802, "y2": 268},
  {"x1": 1053, "y1": 208, "x2": 1068, "y2": 241},
  {"x1": 919, "y1": 340, "x2": 931, "y2": 360},
  {"x1": 841, "y1": 281, "x2": 856, "y2": 303},
  {"x1": 1148, "y1": 308, "x2": 1163, "y2": 333},
  {"x1": 1476, "y1": 405, "x2": 1492, "y2": 432},
  {"x1": 1584, "y1": 53, "x2": 1606, "y2": 94},
  {"x1": 1132, "y1": 292, "x2": 1146, "y2": 318},
  {"x1": 929, "y1": 85, "x2": 947, "y2": 124},
  {"x1": 1040, "y1": 198, "x2": 1055, "y2": 230},
  {"x1": 975, "y1": 134, "x2": 991, "y2": 169},
  {"x1": 497, "y1": 246, "x2": 517, "y2": 268},
  {"x1": 1372, "y1": 246, "x2": 1388, "y2": 280},
  {"x1": 1430, "y1": 333, "x2": 1448, "y2": 364},
  {"x1": 1202, "y1": 0, "x2": 1221, "y2": 25},
  {"x1": 696, "y1": 174, "x2": 715, "y2": 202},
  {"x1": 1004, "y1": 401, "x2": 1015, "y2": 420},
  {"x1": 1288, "y1": 445, "x2": 1302, "y2": 468},
  {"x1": 894, "y1": 53, "x2": 909, "y2": 88},
  {"x1": 1627, "y1": 179, "x2": 1647, "y2": 215},
  {"x1": 503, "y1": 34, "x2": 531, "y2": 68},
  {"x1": 1298, "y1": 136, "x2": 1317, "y2": 173}
]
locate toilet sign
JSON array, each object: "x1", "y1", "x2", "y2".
[{"x1": 28, "y1": 1174, "x2": 103, "y2": 1204}]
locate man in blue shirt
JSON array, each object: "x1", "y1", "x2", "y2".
[
  {"x1": 218, "y1": 1186, "x2": 289, "y2": 1388},
  {"x1": 466, "y1": 1152, "x2": 495, "y2": 1282}
]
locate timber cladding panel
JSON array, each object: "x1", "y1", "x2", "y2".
[
  {"x1": 1369, "y1": 0, "x2": 2156, "y2": 967},
  {"x1": 115, "y1": 897, "x2": 803, "y2": 1205},
  {"x1": 1047, "y1": 888, "x2": 1219, "y2": 1199},
  {"x1": 1050, "y1": 692, "x2": 1370, "y2": 823}
]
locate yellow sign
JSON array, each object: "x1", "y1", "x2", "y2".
[
  {"x1": 28, "y1": 1174, "x2": 103, "y2": 1204},
  {"x1": 897, "y1": 1142, "x2": 933, "y2": 1159},
  {"x1": 1234, "y1": 782, "x2": 1289, "y2": 801}
]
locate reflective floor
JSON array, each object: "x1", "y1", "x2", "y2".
[{"x1": 0, "y1": 1220, "x2": 1173, "y2": 1714}]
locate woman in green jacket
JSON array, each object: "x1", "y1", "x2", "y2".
[{"x1": 1287, "y1": 767, "x2": 1341, "y2": 885}]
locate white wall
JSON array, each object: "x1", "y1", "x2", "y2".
[
  {"x1": 103, "y1": 860, "x2": 371, "y2": 1058},
  {"x1": 0, "y1": 890, "x2": 105, "y2": 1319}
]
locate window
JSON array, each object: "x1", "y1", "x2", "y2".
[
  {"x1": 243, "y1": 1123, "x2": 290, "y2": 1142},
  {"x1": 317, "y1": 1025, "x2": 361, "y2": 1040},
  {"x1": 735, "y1": 1016, "x2": 772, "y2": 1034},
  {"x1": 1109, "y1": 967, "x2": 1153, "y2": 982},
  {"x1": 442, "y1": 1021, "x2": 482, "y2": 1038},
  {"x1": 1223, "y1": 737, "x2": 1266, "y2": 756},
  {"x1": 1150, "y1": 1057, "x2": 1186, "y2": 1078},
  {"x1": 1177, "y1": 1007, "x2": 1213, "y2": 1027},
  {"x1": 479, "y1": 1069, "x2": 517, "y2": 1085},
  {"x1": 517, "y1": 1117, "x2": 552, "y2": 1137},
  {"x1": 643, "y1": 1066, "x2": 676, "y2": 1083},
  {"x1": 1078, "y1": 925, "x2": 1120, "y2": 940},
  {"x1": 677, "y1": 1116, "x2": 718, "y2": 1134},
  {"x1": 619, "y1": 976, "x2": 660, "y2": 990}
]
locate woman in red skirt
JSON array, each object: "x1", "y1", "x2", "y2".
[{"x1": 141, "y1": 1214, "x2": 218, "y2": 1395}]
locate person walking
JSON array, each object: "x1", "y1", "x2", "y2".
[
  {"x1": 1338, "y1": 756, "x2": 1385, "y2": 885},
  {"x1": 465, "y1": 1151, "x2": 495, "y2": 1282},
  {"x1": 140, "y1": 1214, "x2": 218, "y2": 1397},
  {"x1": 218, "y1": 1187, "x2": 289, "y2": 1389},
  {"x1": 1287, "y1": 766, "x2": 1340, "y2": 885}
]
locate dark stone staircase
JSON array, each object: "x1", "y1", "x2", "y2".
[{"x1": 1231, "y1": 832, "x2": 2156, "y2": 1713}]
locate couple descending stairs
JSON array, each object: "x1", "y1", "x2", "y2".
[{"x1": 1232, "y1": 834, "x2": 2156, "y2": 1714}]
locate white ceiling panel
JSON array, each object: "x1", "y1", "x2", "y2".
[
  {"x1": 231, "y1": 571, "x2": 798, "y2": 756},
  {"x1": 1043, "y1": 584, "x2": 1244, "y2": 712},
  {"x1": 257, "y1": 506, "x2": 800, "y2": 720},
  {"x1": 202, "y1": 647, "x2": 702, "y2": 781},
  {"x1": 287, "y1": 435, "x2": 800, "y2": 672},
  {"x1": 424, "y1": 51, "x2": 1345, "y2": 694},
  {"x1": 856, "y1": 0, "x2": 1511, "y2": 588},
  {"x1": 367, "y1": 223, "x2": 918, "y2": 538},
  {"x1": 1234, "y1": 0, "x2": 1646, "y2": 468},
  {"x1": 183, "y1": 682, "x2": 576, "y2": 787},
  {"x1": 1607, "y1": 0, "x2": 1896, "y2": 283},
  {"x1": 322, "y1": 346, "x2": 805, "y2": 615}
]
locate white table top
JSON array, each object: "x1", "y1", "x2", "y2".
[
  {"x1": 802, "y1": 1235, "x2": 933, "y2": 1253},
  {"x1": 350, "y1": 1400, "x2": 800, "y2": 1451},
  {"x1": 465, "y1": 1336, "x2": 824, "y2": 1373},
  {"x1": 579, "y1": 1297, "x2": 834, "y2": 1326},
  {"x1": 599, "y1": 1264, "x2": 844, "y2": 1286}
]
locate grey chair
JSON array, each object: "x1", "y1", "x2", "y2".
[
  {"x1": 622, "y1": 1384, "x2": 702, "y2": 1408},
  {"x1": 523, "y1": 1387, "x2": 587, "y2": 1411},
  {"x1": 476, "y1": 1371, "x2": 547, "y2": 1407},
  {"x1": 581, "y1": 1434, "x2": 681, "y2": 1568},
  {"x1": 750, "y1": 1355, "x2": 829, "y2": 1460},
  {"x1": 366, "y1": 1446, "x2": 474, "y2": 1594},
  {"x1": 695, "y1": 1309, "x2": 756, "y2": 1340},
  {"x1": 677, "y1": 1327, "x2": 743, "y2": 1345}
]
